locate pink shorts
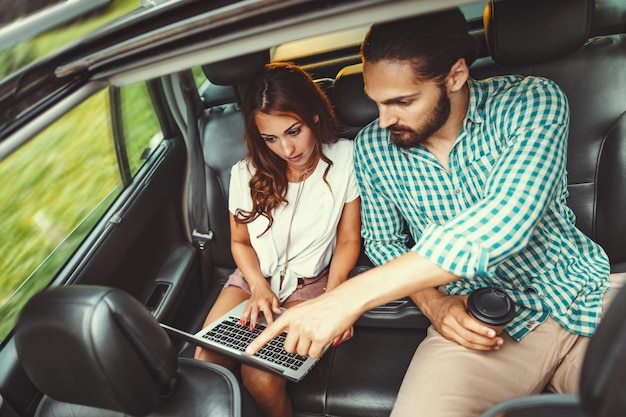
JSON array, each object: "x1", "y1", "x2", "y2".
[{"x1": 223, "y1": 268, "x2": 329, "y2": 304}]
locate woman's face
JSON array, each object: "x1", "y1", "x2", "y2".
[{"x1": 255, "y1": 111, "x2": 318, "y2": 172}]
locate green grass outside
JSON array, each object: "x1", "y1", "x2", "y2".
[
  {"x1": 0, "y1": 0, "x2": 158, "y2": 341},
  {"x1": 0, "y1": 0, "x2": 139, "y2": 78}
]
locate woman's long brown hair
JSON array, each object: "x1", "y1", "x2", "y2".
[{"x1": 235, "y1": 62, "x2": 341, "y2": 235}]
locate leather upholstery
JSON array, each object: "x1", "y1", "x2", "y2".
[
  {"x1": 15, "y1": 286, "x2": 261, "y2": 417},
  {"x1": 197, "y1": 52, "x2": 270, "y2": 273},
  {"x1": 202, "y1": 50, "x2": 270, "y2": 87},
  {"x1": 199, "y1": 100, "x2": 247, "y2": 270},
  {"x1": 473, "y1": 0, "x2": 626, "y2": 269},
  {"x1": 334, "y1": 63, "x2": 378, "y2": 130},
  {"x1": 289, "y1": 327, "x2": 425, "y2": 417},
  {"x1": 580, "y1": 285, "x2": 626, "y2": 416},
  {"x1": 483, "y1": 0, "x2": 593, "y2": 65}
]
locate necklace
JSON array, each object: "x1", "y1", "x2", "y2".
[
  {"x1": 287, "y1": 163, "x2": 315, "y2": 182},
  {"x1": 279, "y1": 165, "x2": 315, "y2": 290}
]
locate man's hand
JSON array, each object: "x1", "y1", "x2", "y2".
[
  {"x1": 416, "y1": 291, "x2": 504, "y2": 351},
  {"x1": 245, "y1": 293, "x2": 359, "y2": 358}
]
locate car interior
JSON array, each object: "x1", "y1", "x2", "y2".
[{"x1": 1, "y1": 0, "x2": 625, "y2": 416}]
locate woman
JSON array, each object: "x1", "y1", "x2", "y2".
[{"x1": 194, "y1": 62, "x2": 361, "y2": 417}]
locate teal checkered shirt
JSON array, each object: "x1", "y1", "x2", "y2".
[{"x1": 355, "y1": 75, "x2": 610, "y2": 340}]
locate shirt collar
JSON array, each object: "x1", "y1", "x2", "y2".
[{"x1": 465, "y1": 77, "x2": 486, "y2": 126}]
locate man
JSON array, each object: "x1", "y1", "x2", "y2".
[{"x1": 248, "y1": 8, "x2": 618, "y2": 416}]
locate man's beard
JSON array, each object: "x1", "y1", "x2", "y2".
[{"x1": 388, "y1": 85, "x2": 451, "y2": 149}]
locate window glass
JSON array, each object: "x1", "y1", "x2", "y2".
[
  {"x1": 272, "y1": 1, "x2": 487, "y2": 61},
  {"x1": 0, "y1": 89, "x2": 120, "y2": 341},
  {"x1": 119, "y1": 82, "x2": 163, "y2": 175},
  {"x1": 0, "y1": 0, "x2": 141, "y2": 79},
  {"x1": 192, "y1": 66, "x2": 207, "y2": 88}
]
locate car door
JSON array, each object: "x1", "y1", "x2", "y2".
[{"x1": 0, "y1": 73, "x2": 207, "y2": 416}]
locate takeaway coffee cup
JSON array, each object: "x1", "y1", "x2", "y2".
[{"x1": 467, "y1": 288, "x2": 515, "y2": 335}]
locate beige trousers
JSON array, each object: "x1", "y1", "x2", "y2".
[{"x1": 390, "y1": 273, "x2": 626, "y2": 417}]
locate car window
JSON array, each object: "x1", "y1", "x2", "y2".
[
  {"x1": 118, "y1": 82, "x2": 163, "y2": 176},
  {"x1": 0, "y1": 0, "x2": 140, "y2": 79},
  {"x1": 272, "y1": 1, "x2": 487, "y2": 62},
  {"x1": 0, "y1": 81, "x2": 162, "y2": 342}
]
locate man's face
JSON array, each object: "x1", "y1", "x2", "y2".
[{"x1": 363, "y1": 60, "x2": 450, "y2": 148}]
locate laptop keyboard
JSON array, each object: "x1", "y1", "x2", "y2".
[{"x1": 201, "y1": 315, "x2": 308, "y2": 370}]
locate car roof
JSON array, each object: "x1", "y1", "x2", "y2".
[
  {"x1": 0, "y1": 0, "x2": 478, "y2": 147},
  {"x1": 1, "y1": 0, "x2": 625, "y2": 151}
]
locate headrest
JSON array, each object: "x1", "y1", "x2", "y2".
[
  {"x1": 484, "y1": 0, "x2": 593, "y2": 66},
  {"x1": 334, "y1": 63, "x2": 378, "y2": 128},
  {"x1": 202, "y1": 50, "x2": 270, "y2": 86},
  {"x1": 15, "y1": 286, "x2": 178, "y2": 416}
]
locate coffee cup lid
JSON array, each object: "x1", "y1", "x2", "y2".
[{"x1": 467, "y1": 288, "x2": 516, "y2": 326}]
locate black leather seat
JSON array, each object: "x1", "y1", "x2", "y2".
[
  {"x1": 472, "y1": 0, "x2": 626, "y2": 272},
  {"x1": 14, "y1": 285, "x2": 262, "y2": 417},
  {"x1": 198, "y1": 50, "x2": 269, "y2": 289},
  {"x1": 473, "y1": 0, "x2": 626, "y2": 414}
]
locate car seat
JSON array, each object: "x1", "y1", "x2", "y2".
[
  {"x1": 473, "y1": 0, "x2": 626, "y2": 413},
  {"x1": 14, "y1": 285, "x2": 263, "y2": 417},
  {"x1": 472, "y1": 0, "x2": 626, "y2": 271},
  {"x1": 197, "y1": 50, "x2": 269, "y2": 284}
]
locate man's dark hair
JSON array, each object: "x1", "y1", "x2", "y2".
[{"x1": 361, "y1": 8, "x2": 477, "y2": 82}]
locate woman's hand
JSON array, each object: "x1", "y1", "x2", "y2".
[
  {"x1": 241, "y1": 282, "x2": 282, "y2": 330},
  {"x1": 332, "y1": 325, "x2": 354, "y2": 346}
]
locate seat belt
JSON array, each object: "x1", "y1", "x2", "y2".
[
  {"x1": 163, "y1": 72, "x2": 214, "y2": 284},
  {"x1": 181, "y1": 75, "x2": 214, "y2": 251}
]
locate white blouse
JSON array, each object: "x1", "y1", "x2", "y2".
[{"x1": 229, "y1": 139, "x2": 360, "y2": 301}]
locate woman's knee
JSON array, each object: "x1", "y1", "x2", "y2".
[
  {"x1": 241, "y1": 366, "x2": 286, "y2": 399},
  {"x1": 194, "y1": 347, "x2": 237, "y2": 371}
]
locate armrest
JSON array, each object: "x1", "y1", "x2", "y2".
[{"x1": 348, "y1": 265, "x2": 432, "y2": 329}]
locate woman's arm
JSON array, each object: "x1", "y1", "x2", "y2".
[
  {"x1": 326, "y1": 198, "x2": 361, "y2": 292},
  {"x1": 230, "y1": 213, "x2": 282, "y2": 325}
]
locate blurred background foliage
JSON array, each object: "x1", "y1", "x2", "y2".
[
  {"x1": 0, "y1": 0, "x2": 139, "y2": 78},
  {"x1": 0, "y1": 0, "x2": 151, "y2": 340}
]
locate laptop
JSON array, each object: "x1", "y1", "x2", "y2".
[{"x1": 159, "y1": 301, "x2": 330, "y2": 382}]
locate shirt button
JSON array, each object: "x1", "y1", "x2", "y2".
[
  {"x1": 538, "y1": 293, "x2": 545, "y2": 300},
  {"x1": 455, "y1": 189, "x2": 461, "y2": 194}
]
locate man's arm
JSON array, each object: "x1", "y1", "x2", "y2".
[
  {"x1": 354, "y1": 124, "x2": 500, "y2": 350},
  {"x1": 247, "y1": 251, "x2": 457, "y2": 358},
  {"x1": 354, "y1": 125, "x2": 410, "y2": 265}
]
